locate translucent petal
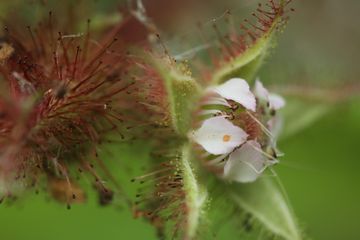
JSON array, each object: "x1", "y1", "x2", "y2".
[{"x1": 224, "y1": 140, "x2": 267, "y2": 183}]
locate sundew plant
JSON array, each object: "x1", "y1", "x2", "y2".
[{"x1": 2, "y1": 0, "x2": 357, "y2": 239}]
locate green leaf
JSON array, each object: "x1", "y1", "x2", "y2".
[
  {"x1": 228, "y1": 177, "x2": 302, "y2": 240},
  {"x1": 149, "y1": 57, "x2": 201, "y2": 136},
  {"x1": 212, "y1": 0, "x2": 289, "y2": 84},
  {"x1": 212, "y1": 36, "x2": 274, "y2": 84}
]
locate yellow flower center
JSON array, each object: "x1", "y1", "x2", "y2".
[{"x1": 222, "y1": 134, "x2": 231, "y2": 142}]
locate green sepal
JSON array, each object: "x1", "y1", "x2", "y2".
[{"x1": 228, "y1": 177, "x2": 302, "y2": 240}]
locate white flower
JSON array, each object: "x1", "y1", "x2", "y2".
[
  {"x1": 212, "y1": 78, "x2": 256, "y2": 111},
  {"x1": 254, "y1": 79, "x2": 285, "y2": 110},
  {"x1": 192, "y1": 117, "x2": 272, "y2": 183},
  {"x1": 191, "y1": 116, "x2": 248, "y2": 155},
  {"x1": 192, "y1": 78, "x2": 284, "y2": 183}
]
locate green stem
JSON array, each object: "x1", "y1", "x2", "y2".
[{"x1": 180, "y1": 143, "x2": 207, "y2": 240}]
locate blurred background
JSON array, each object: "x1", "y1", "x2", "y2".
[{"x1": 0, "y1": 0, "x2": 359, "y2": 239}]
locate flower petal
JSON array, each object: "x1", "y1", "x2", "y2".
[
  {"x1": 223, "y1": 140, "x2": 267, "y2": 183},
  {"x1": 254, "y1": 79, "x2": 269, "y2": 101},
  {"x1": 213, "y1": 78, "x2": 256, "y2": 111},
  {"x1": 254, "y1": 79, "x2": 286, "y2": 110},
  {"x1": 269, "y1": 93, "x2": 286, "y2": 110},
  {"x1": 192, "y1": 116, "x2": 248, "y2": 155}
]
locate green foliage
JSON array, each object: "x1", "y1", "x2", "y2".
[
  {"x1": 211, "y1": 0, "x2": 289, "y2": 84},
  {"x1": 228, "y1": 178, "x2": 302, "y2": 240},
  {"x1": 212, "y1": 36, "x2": 274, "y2": 84},
  {"x1": 149, "y1": 57, "x2": 201, "y2": 136}
]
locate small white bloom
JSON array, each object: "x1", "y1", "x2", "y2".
[
  {"x1": 223, "y1": 140, "x2": 267, "y2": 183},
  {"x1": 212, "y1": 78, "x2": 256, "y2": 111},
  {"x1": 192, "y1": 78, "x2": 283, "y2": 184},
  {"x1": 254, "y1": 79, "x2": 285, "y2": 110},
  {"x1": 191, "y1": 116, "x2": 248, "y2": 155}
]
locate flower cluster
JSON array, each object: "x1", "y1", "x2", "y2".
[{"x1": 192, "y1": 78, "x2": 285, "y2": 182}]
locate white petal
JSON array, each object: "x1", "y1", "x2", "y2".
[
  {"x1": 213, "y1": 78, "x2": 256, "y2": 111},
  {"x1": 269, "y1": 93, "x2": 286, "y2": 110},
  {"x1": 254, "y1": 79, "x2": 286, "y2": 110},
  {"x1": 191, "y1": 116, "x2": 248, "y2": 155},
  {"x1": 223, "y1": 140, "x2": 267, "y2": 183},
  {"x1": 254, "y1": 79, "x2": 269, "y2": 101}
]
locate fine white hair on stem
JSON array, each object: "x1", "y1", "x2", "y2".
[
  {"x1": 12, "y1": 72, "x2": 36, "y2": 94},
  {"x1": 174, "y1": 43, "x2": 213, "y2": 61},
  {"x1": 61, "y1": 33, "x2": 84, "y2": 39},
  {"x1": 247, "y1": 141, "x2": 278, "y2": 163}
]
